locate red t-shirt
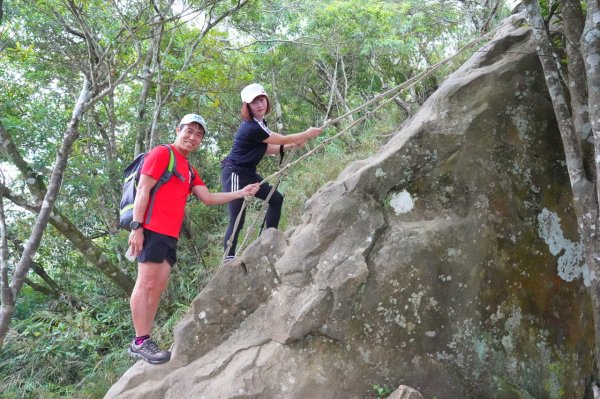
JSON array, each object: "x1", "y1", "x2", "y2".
[{"x1": 141, "y1": 145, "x2": 205, "y2": 238}]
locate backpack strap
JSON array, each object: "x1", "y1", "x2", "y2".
[
  {"x1": 188, "y1": 164, "x2": 195, "y2": 191},
  {"x1": 279, "y1": 144, "x2": 285, "y2": 166},
  {"x1": 165, "y1": 144, "x2": 186, "y2": 182}
]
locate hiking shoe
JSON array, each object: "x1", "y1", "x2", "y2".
[
  {"x1": 223, "y1": 255, "x2": 235, "y2": 264},
  {"x1": 128, "y1": 338, "x2": 171, "y2": 364}
]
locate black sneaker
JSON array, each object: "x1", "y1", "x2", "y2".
[
  {"x1": 128, "y1": 338, "x2": 171, "y2": 364},
  {"x1": 224, "y1": 255, "x2": 235, "y2": 263}
]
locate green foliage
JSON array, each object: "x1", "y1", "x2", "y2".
[
  {"x1": 371, "y1": 383, "x2": 394, "y2": 398},
  {"x1": 0, "y1": 302, "x2": 131, "y2": 398},
  {"x1": 538, "y1": 0, "x2": 552, "y2": 18}
]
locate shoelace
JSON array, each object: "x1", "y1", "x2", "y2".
[{"x1": 143, "y1": 340, "x2": 163, "y2": 354}]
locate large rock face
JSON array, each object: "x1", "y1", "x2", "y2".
[{"x1": 106, "y1": 15, "x2": 594, "y2": 399}]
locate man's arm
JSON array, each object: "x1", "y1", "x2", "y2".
[
  {"x1": 192, "y1": 183, "x2": 259, "y2": 205},
  {"x1": 128, "y1": 174, "x2": 158, "y2": 256}
]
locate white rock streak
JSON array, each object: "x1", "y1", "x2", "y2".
[
  {"x1": 390, "y1": 190, "x2": 415, "y2": 215},
  {"x1": 537, "y1": 208, "x2": 589, "y2": 286}
]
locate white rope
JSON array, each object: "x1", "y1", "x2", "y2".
[{"x1": 235, "y1": 150, "x2": 293, "y2": 255}]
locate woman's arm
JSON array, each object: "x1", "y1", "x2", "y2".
[
  {"x1": 265, "y1": 141, "x2": 306, "y2": 155},
  {"x1": 192, "y1": 183, "x2": 260, "y2": 205},
  {"x1": 262, "y1": 128, "x2": 321, "y2": 146}
]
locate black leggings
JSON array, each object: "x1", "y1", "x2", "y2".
[{"x1": 221, "y1": 166, "x2": 284, "y2": 258}]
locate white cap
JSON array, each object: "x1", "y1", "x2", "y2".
[
  {"x1": 241, "y1": 83, "x2": 268, "y2": 103},
  {"x1": 179, "y1": 113, "x2": 208, "y2": 134}
]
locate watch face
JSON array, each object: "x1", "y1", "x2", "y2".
[{"x1": 130, "y1": 221, "x2": 141, "y2": 230}]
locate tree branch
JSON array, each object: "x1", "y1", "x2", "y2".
[
  {"x1": 52, "y1": 11, "x2": 86, "y2": 39},
  {"x1": 0, "y1": 172, "x2": 13, "y2": 348},
  {"x1": 0, "y1": 181, "x2": 134, "y2": 294},
  {"x1": 29, "y1": 261, "x2": 61, "y2": 293},
  {"x1": 222, "y1": 38, "x2": 318, "y2": 51},
  {"x1": 149, "y1": 0, "x2": 250, "y2": 146},
  {"x1": 24, "y1": 277, "x2": 58, "y2": 298},
  {"x1": 480, "y1": 0, "x2": 501, "y2": 33},
  {"x1": 0, "y1": 121, "x2": 47, "y2": 205}
]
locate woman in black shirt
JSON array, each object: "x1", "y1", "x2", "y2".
[{"x1": 221, "y1": 83, "x2": 322, "y2": 261}]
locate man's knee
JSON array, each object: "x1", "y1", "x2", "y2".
[
  {"x1": 138, "y1": 277, "x2": 168, "y2": 293},
  {"x1": 135, "y1": 261, "x2": 170, "y2": 293}
]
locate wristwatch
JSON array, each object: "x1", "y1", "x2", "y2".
[{"x1": 130, "y1": 221, "x2": 143, "y2": 230}]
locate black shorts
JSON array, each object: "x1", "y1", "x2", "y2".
[{"x1": 138, "y1": 229, "x2": 178, "y2": 267}]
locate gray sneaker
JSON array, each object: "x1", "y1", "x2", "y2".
[{"x1": 128, "y1": 338, "x2": 171, "y2": 364}]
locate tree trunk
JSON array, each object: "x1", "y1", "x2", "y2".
[
  {"x1": 148, "y1": 16, "x2": 169, "y2": 149},
  {"x1": 0, "y1": 193, "x2": 11, "y2": 348},
  {"x1": 135, "y1": 42, "x2": 157, "y2": 156},
  {"x1": 524, "y1": 0, "x2": 600, "y2": 381},
  {"x1": 562, "y1": 0, "x2": 594, "y2": 188},
  {"x1": 583, "y1": 0, "x2": 600, "y2": 201},
  {"x1": 0, "y1": 79, "x2": 93, "y2": 349},
  {"x1": 271, "y1": 69, "x2": 285, "y2": 133},
  {"x1": 582, "y1": 0, "x2": 600, "y2": 382},
  {"x1": 562, "y1": 0, "x2": 589, "y2": 148}
]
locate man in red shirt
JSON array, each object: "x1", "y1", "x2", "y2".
[{"x1": 127, "y1": 114, "x2": 259, "y2": 364}]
